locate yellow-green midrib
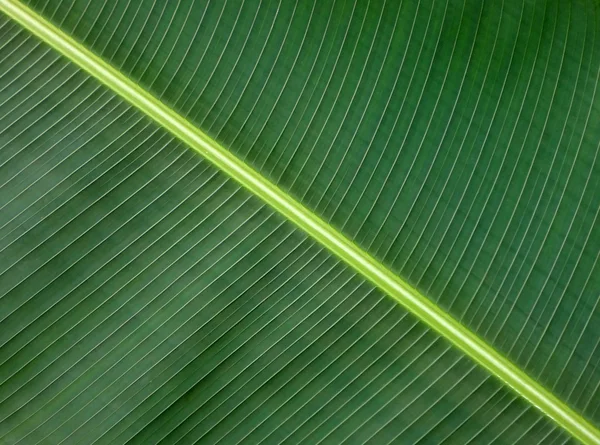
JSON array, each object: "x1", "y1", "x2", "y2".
[{"x1": 0, "y1": 0, "x2": 599, "y2": 444}]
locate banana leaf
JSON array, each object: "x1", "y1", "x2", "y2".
[{"x1": 0, "y1": 0, "x2": 598, "y2": 443}]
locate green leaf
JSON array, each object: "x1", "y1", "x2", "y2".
[{"x1": 0, "y1": 0, "x2": 598, "y2": 443}]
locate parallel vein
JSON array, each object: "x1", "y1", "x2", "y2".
[{"x1": 0, "y1": 0, "x2": 598, "y2": 443}]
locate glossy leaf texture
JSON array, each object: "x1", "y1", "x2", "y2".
[
  {"x1": 0, "y1": 21, "x2": 569, "y2": 444},
  {"x1": 20, "y1": 0, "x2": 600, "y2": 426},
  {"x1": 0, "y1": 0, "x2": 598, "y2": 442}
]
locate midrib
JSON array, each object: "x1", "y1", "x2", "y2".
[{"x1": 0, "y1": 0, "x2": 597, "y2": 443}]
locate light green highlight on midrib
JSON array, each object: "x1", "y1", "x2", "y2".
[{"x1": 0, "y1": 0, "x2": 597, "y2": 443}]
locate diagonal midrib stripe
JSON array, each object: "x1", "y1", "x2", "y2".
[{"x1": 0, "y1": 0, "x2": 597, "y2": 443}]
